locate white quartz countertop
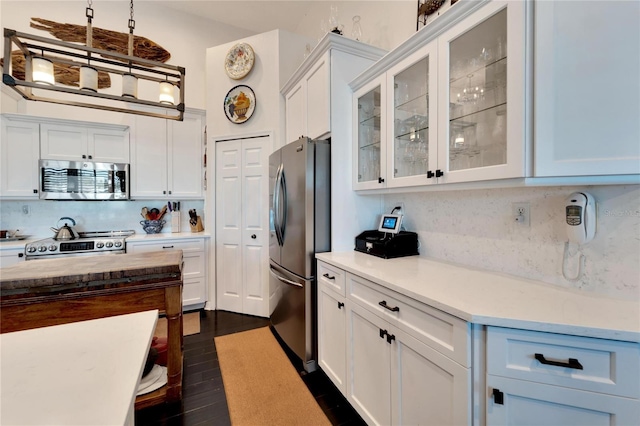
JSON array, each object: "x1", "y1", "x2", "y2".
[
  {"x1": 0, "y1": 310, "x2": 158, "y2": 425},
  {"x1": 316, "y1": 252, "x2": 640, "y2": 343}
]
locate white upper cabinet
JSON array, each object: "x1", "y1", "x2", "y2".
[
  {"x1": 534, "y1": 1, "x2": 640, "y2": 177},
  {"x1": 352, "y1": 0, "x2": 528, "y2": 190},
  {"x1": 130, "y1": 109, "x2": 204, "y2": 199},
  {"x1": 40, "y1": 122, "x2": 130, "y2": 163},
  {"x1": 0, "y1": 115, "x2": 40, "y2": 199}
]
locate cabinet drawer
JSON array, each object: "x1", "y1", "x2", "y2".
[
  {"x1": 347, "y1": 272, "x2": 470, "y2": 367},
  {"x1": 487, "y1": 326, "x2": 640, "y2": 398},
  {"x1": 317, "y1": 261, "x2": 346, "y2": 296},
  {"x1": 127, "y1": 238, "x2": 205, "y2": 253}
]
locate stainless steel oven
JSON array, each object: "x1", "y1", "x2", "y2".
[{"x1": 25, "y1": 230, "x2": 134, "y2": 260}]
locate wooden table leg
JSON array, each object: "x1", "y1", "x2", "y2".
[{"x1": 165, "y1": 284, "x2": 183, "y2": 402}]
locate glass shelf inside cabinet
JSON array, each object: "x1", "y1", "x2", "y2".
[
  {"x1": 448, "y1": 7, "x2": 507, "y2": 172},
  {"x1": 357, "y1": 86, "x2": 381, "y2": 183}
]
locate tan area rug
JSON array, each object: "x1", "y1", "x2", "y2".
[
  {"x1": 215, "y1": 327, "x2": 331, "y2": 426},
  {"x1": 153, "y1": 311, "x2": 200, "y2": 337}
]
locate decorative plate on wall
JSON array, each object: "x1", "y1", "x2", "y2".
[
  {"x1": 224, "y1": 43, "x2": 255, "y2": 80},
  {"x1": 224, "y1": 85, "x2": 256, "y2": 124}
]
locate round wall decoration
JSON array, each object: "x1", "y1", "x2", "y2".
[
  {"x1": 224, "y1": 43, "x2": 255, "y2": 80},
  {"x1": 224, "y1": 85, "x2": 256, "y2": 124}
]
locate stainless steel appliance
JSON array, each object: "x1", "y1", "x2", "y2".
[
  {"x1": 269, "y1": 137, "x2": 330, "y2": 372},
  {"x1": 25, "y1": 230, "x2": 134, "y2": 260},
  {"x1": 39, "y1": 159, "x2": 129, "y2": 200}
]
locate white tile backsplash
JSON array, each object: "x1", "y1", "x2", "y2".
[
  {"x1": 383, "y1": 185, "x2": 640, "y2": 300},
  {"x1": 0, "y1": 200, "x2": 205, "y2": 238}
]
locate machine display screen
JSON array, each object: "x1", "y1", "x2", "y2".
[{"x1": 378, "y1": 214, "x2": 402, "y2": 234}]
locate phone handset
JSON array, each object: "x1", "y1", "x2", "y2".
[{"x1": 563, "y1": 192, "x2": 596, "y2": 281}]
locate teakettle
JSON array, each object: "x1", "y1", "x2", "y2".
[{"x1": 51, "y1": 217, "x2": 80, "y2": 241}]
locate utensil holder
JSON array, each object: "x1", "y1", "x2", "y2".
[
  {"x1": 190, "y1": 216, "x2": 204, "y2": 233},
  {"x1": 171, "y1": 212, "x2": 181, "y2": 233}
]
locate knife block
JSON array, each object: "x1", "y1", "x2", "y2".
[{"x1": 190, "y1": 216, "x2": 204, "y2": 233}]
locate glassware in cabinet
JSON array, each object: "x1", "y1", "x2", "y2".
[
  {"x1": 356, "y1": 84, "x2": 382, "y2": 185},
  {"x1": 447, "y1": 7, "x2": 508, "y2": 173}
]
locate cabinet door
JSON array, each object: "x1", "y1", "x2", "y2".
[
  {"x1": 88, "y1": 127, "x2": 129, "y2": 163},
  {"x1": 168, "y1": 111, "x2": 203, "y2": 198},
  {"x1": 0, "y1": 248, "x2": 26, "y2": 268},
  {"x1": 305, "y1": 51, "x2": 331, "y2": 139},
  {"x1": 534, "y1": 1, "x2": 640, "y2": 177},
  {"x1": 0, "y1": 117, "x2": 40, "y2": 198},
  {"x1": 318, "y1": 286, "x2": 346, "y2": 393},
  {"x1": 285, "y1": 82, "x2": 305, "y2": 145},
  {"x1": 40, "y1": 123, "x2": 87, "y2": 161},
  {"x1": 347, "y1": 303, "x2": 391, "y2": 425},
  {"x1": 130, "y1": 115, "x2": 168, "y2": 198},
  {"x1": 487, "y1": 375, "x2": 640, "y2": 426},
  {"x1": 353, "y1": 75, "x2": 386, "y2": 190},
  {"x1": 391, "y1": 328, "x2": 471, "y2": 426},
  {"x1": 387, "y1": 43, "x2": 438, "y2": 188},
  {"x1": 438, "y1": 0, "x2": 526, "y2": 183}
]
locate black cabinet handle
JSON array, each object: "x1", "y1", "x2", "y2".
[
  {"x1": 435, "y1": 169, "x2": 444, "y2": 177},
  {"x1": 162, "y1": 245, "x2": 174, "y2": 249},
  {"x1": 427, "y1": 170, "x2": 434, "y2": 178},
  {"x1": 492, "y1": 388, "x2": 504, "y2": 405},
  {"x1": 82, "y1": 154, "x2": 87, "y2": 159},
  {"x1": 386, "y1": 333, "x2": 396, "y2": 344},
  {"x1": 378, "y1": 300, "x2": 400, "y2": 312},
  {"x1": 337, "y1": 302, "x2": 344, "y2": 309},
  {"x1": 379, "y1": 328, "x2": 387, "y2": 339},
  {"x1": 323, "y1": 273, "x2": 335, "y2": 280},
  {"x1": 33, "y1": 189, "x2": 38, "y2": 193},
  {"x1": 168, "y1": 190, "x2": 172, "y2": 194},
  {"x1": 251, "y1": 234, "x2": 257, "y2": 239},
  {"x1": 535, "y1": 353, "x2": 583, "y2": 370},
  {"x1": 18, "y1": 253, "x2": 24, "y2": 258},
  {"x1": 163, "y1": 190, "x2": 167, "y2": 194},
  {"x1": 378, "y1": 177, "x2": 385, "y2": 183},
  {"x1": 88, "y1": 155, "x2": 92, "y2": 159}
]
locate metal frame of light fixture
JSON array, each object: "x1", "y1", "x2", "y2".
[{"x1": 2, "y1": 28, "x2": 185, "y2": 121}]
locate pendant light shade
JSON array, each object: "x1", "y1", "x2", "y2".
[
  {"x1": 32, "y1": 56, "x2": 54, "y2": 85},
  {"x1": 122, "y1": 73, "x2": 138, "y2": 98},
  {"x1": 79, "y1": 65, "x2": 98, "y2": 91},
  {"x1": 159, "y1": 81, "x2": 175, "y2": 105}
]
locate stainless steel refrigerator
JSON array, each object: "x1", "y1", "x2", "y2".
[{"x1": 269, "y1": 136, "x2": 330, "y2": 372}]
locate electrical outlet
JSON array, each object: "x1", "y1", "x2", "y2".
[
  {"x1": 512, "y1": 202, "x2": 530, "y2": 226},
  {"x1": 392, "y1": 202, "x2": 405, "y2": 216},
  {"x1": 22, "y1": 205, "x2": 31, "y2": 215}
]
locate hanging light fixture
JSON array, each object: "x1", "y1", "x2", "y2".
[
  {"x1": 32, "y1": 50, "x2": 54, "y2": 85},
  {"x1": 122, "y1": 0, "x2": 138, "y2": 98},
  {"x1": 2, "y1": 1, "x2": 185, "y2": 120}
]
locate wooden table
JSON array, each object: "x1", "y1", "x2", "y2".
[{"x1": 0, "y1": 251, "x2": 184, "y2": 409}]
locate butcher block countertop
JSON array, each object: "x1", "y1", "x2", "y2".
[
  {"x1": 0, "y1": 251, "x2": 182, "y2": 296},
  {"x1": 317, "y1": 251, "x2": 640, "y2": 343}
]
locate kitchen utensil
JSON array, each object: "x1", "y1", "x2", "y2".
[
  {"x1": 159, "y1": 205, "x2": 168, "y2": 220},
  {"x1": 50, "y1": 217, "x2": 80, "y2": 241},
  {"x1": 141, "y1": 207, "x2": 148, "y2": 219},
  {"x1": 188, "y1": 209, "x2": 197, "y2": 226}
]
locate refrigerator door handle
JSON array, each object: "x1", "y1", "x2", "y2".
[
  {"x1": 280, "y1": 168, "x2": 287, "y2": 242},
  {"x1": 269, "y1": 266, "x2": 303, "y2": 288},
  {"x1": 273, "y1": 164, "x2": 283, "y2": 246}
]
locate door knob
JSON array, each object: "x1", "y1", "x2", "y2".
[{"x1": 251, "y1": 234, "x2": 257, "y2": 239}]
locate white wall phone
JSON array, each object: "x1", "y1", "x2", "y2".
[
  {"x1": 565, "y1": 192, "x2": 596, "y2": 244},
  {"x1": 563, "y1": 192, "x2": 596, "y2": 281}
]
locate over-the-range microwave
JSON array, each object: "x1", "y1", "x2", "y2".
[{"x1": 39, "y1": 159, "x2": 129, "y2": 200}]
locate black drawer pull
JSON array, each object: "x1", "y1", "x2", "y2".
[
  {"x1": 379, "y1": 328, "x2": 387, "y2": 339},
  {"x1": 492, "y1": 388, "x2": 504, "y2": 405},
  {"x1": 378, "y1": 300, "x2": 399, "y2": 312},
  {"x1": 386, "y1": 333, "x2": 396, "y2": 344},
  {"x1": 322, "y1": 273, "x2": 335, "y2": 280},
  {"x1": 162, "y1": 245, "x2": 175, "y2": 249},
  {"x1": 535, "y1": 353, "x2": 583, "y2": 370},
  {"x1": 337, "y1": 302, "x2": 344, "y2": 309}
]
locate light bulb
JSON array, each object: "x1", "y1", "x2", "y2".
[
  {"x1": 32, "y1": 57, "x2": 55, "y2": 85},
  {"x1": 159, "y1": 81, "x2": 175, "y2": 105}
]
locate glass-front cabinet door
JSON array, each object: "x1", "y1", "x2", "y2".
[
  {"x1": 386, "y1": 44, "x2": 438, "y2": 188},
  {"x1": 437, "y1": 0, "x2": 526, "y2": 183},
  {"x1": 353, "y1": 76, "x2": 386, "y2": 190}
]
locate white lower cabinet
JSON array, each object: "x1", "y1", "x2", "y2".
[
  {"x1": 486, "y1": 326, "x2": 640, "y2": 425},
  {"x1": 126, "y1": 237, "x2": 207, "y2": 309},
  {"x1": 0, "y1": 247, "x2": 26, "y2": 268}
]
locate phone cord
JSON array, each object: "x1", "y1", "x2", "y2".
[{"x1": 562, "y1": 240, "x2": 585, "y2": 282}]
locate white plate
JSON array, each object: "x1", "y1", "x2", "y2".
[{"x1": 137, "y1": 364, "x2": 167, "y2": 395}]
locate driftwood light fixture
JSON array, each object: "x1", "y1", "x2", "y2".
[{"x1": 1, "y1": 1, "x2": 185, "y2": 121}]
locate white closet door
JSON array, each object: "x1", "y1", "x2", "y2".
[
  {"x1": 240, "y1": 137, "x2": 269, "y2": 317},
  {"x1": 216, "y1": 140, "x2": 243, "y2": 313},
  {"x1": 216, "y1": 136, "x2": 269, "y2": 316}
]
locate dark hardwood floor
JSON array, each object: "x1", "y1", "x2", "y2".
[{"x1": 135, "y1": 310, "x2": 366, "y2": 426}]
